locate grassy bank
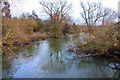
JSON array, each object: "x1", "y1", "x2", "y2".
[
  {"x1": 1, "y1": 17, "x2": 49, "y2": 57},
  {"x1": 2, "y1": 17, "x2": 48, "y2": 45},
  {"x1": 68, "y1": 23, "x2": 120, "y2": 60},
  {"x1": 1, "y1": 16, "x2": 79, "y2": 57}
]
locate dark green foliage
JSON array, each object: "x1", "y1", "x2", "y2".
[
  {"x1": 63, "y1": 24, "x2": 70, "y2": 35},
  {"x1": 34, "y1": 19, "x2": 45, "y2": 32},
  {"x1": 50, "y1": 22, "x2": 63, "y2": 37}
]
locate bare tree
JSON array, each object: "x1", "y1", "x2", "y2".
[
  {"x1": 101, "y1": 8, "x2": 118, "y2": 25},
  {"x1": 80, "y1": 2, "x2": 108, "y2": 33},
  {"x1": 40, "y1": 0, "x2": 72, "y2": 23}
]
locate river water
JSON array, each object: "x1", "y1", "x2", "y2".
[{"x1": 2, "y1": 34, "x2": 120, "y2": 78}]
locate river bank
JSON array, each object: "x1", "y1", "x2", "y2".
[
  {"x1": 2, "y1": 32, "x2": 48, "y2": 46},
  {"x1": 67, "y1": 42, "x2": 120, "y2": 62},
  {"x1": 3, "y1": 32, "x2": 120, "y2": 62}
]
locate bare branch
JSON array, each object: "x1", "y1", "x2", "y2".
[
  {"x1": 40, "y1": 0, "x2": 72, "y2": 23},
  {"x1": 80, "y1": 1, "x2": 117, "y2": 27}
]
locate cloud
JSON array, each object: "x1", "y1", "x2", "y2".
[{"x1": 9, "y1": 0, "x2": 119, "y2": 20}]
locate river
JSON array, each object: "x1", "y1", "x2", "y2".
[{"x1": 2, "y1": 33, "x2": 120, "y2": 78}]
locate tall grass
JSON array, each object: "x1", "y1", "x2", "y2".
[
  {"x1": 2, "y1": 17, "x2": 48, "y2": 44},
  {"x1": 77, "y1": 24, "x2": 120, "y2": 54},
  {"x1": 49, "y1": 21, "x2": 63, "y2": 37},
  {"x1": 2, "y1": 17, "x2": 48, "y2": 58},
  {"x1": 2, "y1": 17, "x2": 37, "y2": 43}
]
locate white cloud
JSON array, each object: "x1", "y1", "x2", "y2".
[{"x1": 9, "y1": 0, "x2": 120, "y2": 20}]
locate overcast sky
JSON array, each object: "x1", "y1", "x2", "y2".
[{"x1": 9, "y1": 0, "x2": 120, "y2": 23}]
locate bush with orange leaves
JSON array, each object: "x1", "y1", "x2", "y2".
[{"x1": 2, "y1": 17, "x2": 48, "y2": 44}]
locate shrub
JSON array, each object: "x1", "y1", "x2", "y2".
[
  {"x1": 34, "y1": 19, "x2": 45, "y2": 32},
  {"x1": 63, "y1": 24, "x2": 71, "y2": 35},
  {"x1": 69, "y1": 25, "x2": 80, "y2": 34},
  {"x1": 2, "y1": 17, "x2": 37, "y2": 43},
  {"x1": 77, "y1": 25, "x2": 119, "y2": 54},
  {"x1": 49, "y1": 21, "x2": 63, "y2": 37}
]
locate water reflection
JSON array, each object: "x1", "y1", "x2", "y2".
[
  {"x1": 2, "y1": 35, "x2": 120, "y2": 78},
  {"x1": 42, "y1": 50, "x2": 66, "y2": 73},
  {"x1": 49, "y1": 38, "x2": 64, "y2": 52}
]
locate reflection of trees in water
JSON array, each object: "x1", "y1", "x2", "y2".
[
  {"x1": 108, "y1": 63, "x2": 120, "y2": 78},
  {"x1": 49, "y1": 38, "x2": 63, "y2": 52},
  {"x1": 113, "y1": 69, "x2": 120, "y2": 78},
  {"x1": 76, "y1": 57, "x2": 120, "y2": 78},
  {"x1": 2, "y1": 57, "x2": 20, "y2": 78},
  {"x1": 2, "y1": 59, "x2": 12, "y2": 78},
  {"x1": 77, "y1": 58, "x2": 106, "y2": 77},
  {"x1": 16, "y1": 43, "x2": 38, "y2": 58},
  {"x1": 42, "y1": 50, "x2": 66, "y2": 72},
  {"x1": 95, "y1": 61, "x2": 120, "y2": 78}
]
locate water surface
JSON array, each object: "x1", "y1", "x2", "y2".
[{"x1": 3, "y1": 34, "x2": 120, "y2": 78}]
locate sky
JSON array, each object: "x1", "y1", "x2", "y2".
[{"x1": 8, "y1": 0, "x2": 120, "y2": 23}]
